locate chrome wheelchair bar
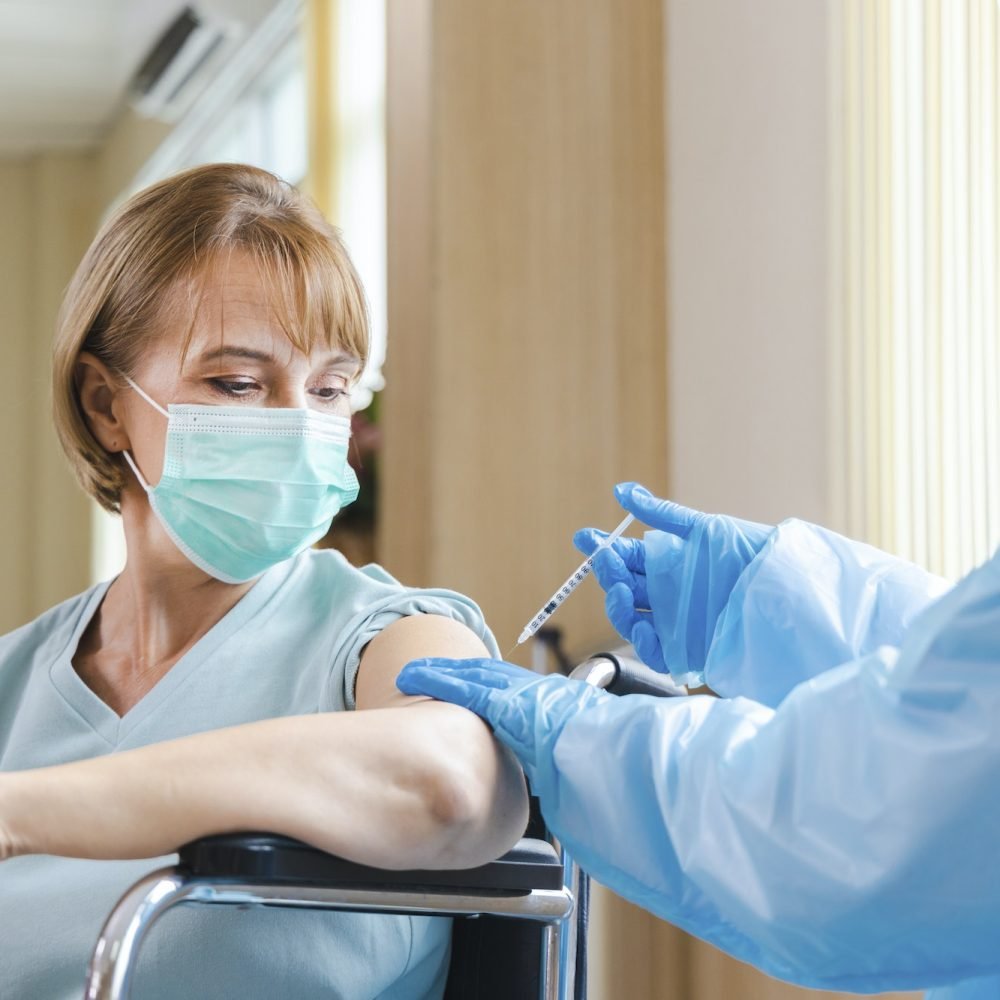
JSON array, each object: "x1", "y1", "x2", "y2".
[
  {"x1": 540, "y1": 920, "x2": 564, "y2": 1000},
  {"x1": 557, "y1": 854, "x2": 583, "y2": 1000},
  {"x1": 85, "y1": 871, "x2": 194, "y2": 1000},
  {"x1": 85, "y1": 867, "x2": 575, "y2": 1000}
]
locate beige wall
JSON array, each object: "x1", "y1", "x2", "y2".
[
  {"x1": 0, "y1": 160, "x2": 35, "y2": 632},
  {"x1": 663, "y1": 1, "x2": 914, "y2": 998},
  {"x1": 93, "y1": 110, "x2": 171, "y2": 214},
  {"x1": 382, "y1": 0, "x2": 669, "y2": 659},
  {"x1": 0, "y1": 106, "x2": 170, "y2": 633},
  {"x1": 0, "y1": 154, "x2": 98, "y2": 632},
  {"x1": 0, "y1": 71, "x2": 177, "y2": 634},
  {"x1": 666, "y1": 0, "x2": 832, "y2": 528}
]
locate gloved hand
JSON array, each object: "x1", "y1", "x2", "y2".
[
  {"x1": 574, "y1": 482, "x2": 773, "y2": 686},
  {"x1": 397, "y1": 658, "x2": 608, "y2": 789}
]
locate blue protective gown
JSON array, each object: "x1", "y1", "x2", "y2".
[{"x1": 526, "y1": 521, "x2": 1000, "y2": 997}]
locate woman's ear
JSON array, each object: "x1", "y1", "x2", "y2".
[{"x1": 75, "y1": 352, "x2": 130, "y2": 453}]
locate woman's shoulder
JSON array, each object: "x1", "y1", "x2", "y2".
[
  {"x1": 284, "y1": 547, "x2": 402, "y2": 599},
  {"x1": 0, "y1": 584, "x2": 105, "y2": 671},
  {"x1": 282, "y1": 548, "x2": 488, "y2": 625},
  {"x1": 284, "y1": 550, "x2": 499, "y2": 712},
  {"x1": 288, "y1": 547, "x2": 489, "y2": 608}
]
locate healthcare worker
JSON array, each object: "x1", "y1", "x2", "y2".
[{"x1": 398, "y1": 482, "x2": 1000, "y2": 999}]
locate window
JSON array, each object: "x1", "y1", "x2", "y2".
[{"x1": 832, "y1": 0, "x2": 1000, "y2": 580}]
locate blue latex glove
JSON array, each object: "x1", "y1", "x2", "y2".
[
  {"x1": 574, "y1": 482, "x2": 772, "y2": 686},
  {"x1": 396, "y1": 658, "x2": 607, "y2": 790}
]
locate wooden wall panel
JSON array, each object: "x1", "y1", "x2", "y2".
[
  {"x1": 0, "y1": 153, "x2": 96, "y2": 631},
  {"x1": 383, "y1": 0, "x2": 668, "y2": 664},
  {"x1": 0, "y1": 161, "x2": 35, "y2": 633}
]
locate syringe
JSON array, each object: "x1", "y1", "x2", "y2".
[{"x1": 516, "y1": 513, "x2": 635, "y2": 645}]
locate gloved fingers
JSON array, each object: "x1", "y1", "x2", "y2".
[
  {"x1": 630, "y1": 618, "x2": 666, "y2": 673},
  {"x1": 396, "y1": 666, "x2": 491, "y2": 715},
  {"x1": 589, "y1": 546, "x2": 631, "y2": 593},
  {"x1": 573, "y1": 528, "x2": 646, "y2": 573},
  {"x1": 614, "y1": 482, "x2": 703, "y2": 539},
  {"x1": 605, "y1": 582, "x2": 640, "y2": 642},
  {"x1": 405, "y1": 657, "x2": 526, "y2": 676},
  {"x1": 590, "y1": 547, "x2": 651, "y2": 606},
  {"x1": 401, "y1": 658, "x2": 529, "y2": 690},
  {"x1": 572, "y1": 527, "x2": 604, "y2": 556}
]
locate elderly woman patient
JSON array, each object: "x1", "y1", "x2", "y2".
[{"x1": 0, "y1": 163, "x2": 527, "y2": 999}]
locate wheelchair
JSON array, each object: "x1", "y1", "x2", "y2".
[{"x1": 85, "y1": 651, "x2": 683, "y2": 1000}]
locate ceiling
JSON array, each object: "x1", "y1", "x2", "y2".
[{"x1": 0, "y1": 0, "x2": 278, "y2": 157}]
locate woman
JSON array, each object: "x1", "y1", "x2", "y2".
[{"x1": 0, "y1": 163, "x2": 528, "y2": 999}]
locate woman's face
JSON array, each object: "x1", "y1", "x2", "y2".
[{"x1": 118, "y1": 254, "x2": 361, "y2": 489}]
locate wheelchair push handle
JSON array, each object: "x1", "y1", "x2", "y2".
[{"x1": 569, "y1": 652, "x2": 686, "y2": 699}]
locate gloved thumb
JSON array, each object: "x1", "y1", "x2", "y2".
[{"x1": 614, "y1": 482, "x2": 702, "y2": 538}]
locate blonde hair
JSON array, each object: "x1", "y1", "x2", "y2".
[{"x1": 53, "y1": 163, "x2": 369, "y2": 513}]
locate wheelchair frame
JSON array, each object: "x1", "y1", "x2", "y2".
[{"x1": 84, "y1": 651, "x2": 681, "y2": 1000}]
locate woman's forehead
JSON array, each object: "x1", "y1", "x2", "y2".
[
  {"x1": 197, "y1": 253, "x2": 279, "y2": 315},
  {"x1": 152, "y1": 251, "x2": 359, "y2": 367}
]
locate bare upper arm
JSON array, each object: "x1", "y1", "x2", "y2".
[
  {"x1": 355, "y1": 614, "x2": 491, "y2": 711},
  {"x1": 355, "y1": 614, "x2": 529, "y2": 861}
]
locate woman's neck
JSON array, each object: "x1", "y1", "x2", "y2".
[{"x1": 74, "y1": 493, "x2": 254, "y2": 714}]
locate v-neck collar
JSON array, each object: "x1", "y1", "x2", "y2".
[{"x1": 48, "y1": 560, "x2": 293, "y2": 747}]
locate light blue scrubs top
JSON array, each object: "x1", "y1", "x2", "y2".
[{"x1": 0, "y1": 548, "x2": 498, "y2": 1000}]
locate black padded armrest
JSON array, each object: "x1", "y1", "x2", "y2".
[
  {"x1": 573, "y1": 651, "x2": 686, "y2": 698},
  {"x1": 178, "y1": 834, "x2": 563, "y2": 895},
  {"x1": 605, "y1": 654, "x2": 686, "y2": 698}
]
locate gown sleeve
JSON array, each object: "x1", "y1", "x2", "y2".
[
  {"x1": 703, "y1": 519, "x2": 951, "y2": 706},
  {"x1": 514, "y1": 547, "x2": 1000, "y2": 993}
]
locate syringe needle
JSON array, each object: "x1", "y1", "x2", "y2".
[{"x1": 515, "y1": 513, "x2": 635, "y2": 645}]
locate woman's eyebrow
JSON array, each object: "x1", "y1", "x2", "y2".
[
  {"x1": 317, "y1": 351, "x2": 363, "y2": 369},
  {"x1": 196, "y1": 346, "x2": 360, "y2": 367},
  {"x1": 197, "y1": 346, "x2": 275, "y2": 363}
]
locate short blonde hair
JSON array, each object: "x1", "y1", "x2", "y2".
[{"x1": 53, "y1": 162, "x2": 370, "y2": 513}]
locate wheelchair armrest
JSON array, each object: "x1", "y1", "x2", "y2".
[
  {"x1": 178, "y1": 834, "x2": 564, "y2": 895},
  {"x1": 570, "y1": 651, "x2": 686, "y2": 698}
]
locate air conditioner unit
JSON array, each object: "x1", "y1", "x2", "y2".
[{"x1": 130, "y1": 5, "x2": 242, "y2": 122}]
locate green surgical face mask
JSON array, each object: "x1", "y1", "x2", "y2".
[{"x1": 121, "y1": 376, "x2": 360, "y2": 583}]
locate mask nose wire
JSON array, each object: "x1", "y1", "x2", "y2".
[{"x1": 117, "y1": 373, "x2": 169, "y2": 493}]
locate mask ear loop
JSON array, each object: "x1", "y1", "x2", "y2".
[
  {"x1": 118, "y1": 374, "x2": 169, "y2": 492},
  {"x1": 121, "y1": 374, "x2": 170, "y2": 418},
  {"x1": 121, "y1": 450, "x2": 153, "y2": 493}
]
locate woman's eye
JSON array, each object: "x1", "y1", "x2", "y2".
[
  {"x1": 210, "y1": 379, "x2": 259, "y2": 397},
  {"x1": 310, "y1": 385, "x2": 349, "y2": 402}
]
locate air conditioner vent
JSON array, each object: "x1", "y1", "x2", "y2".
[{"x1": 130, "y1": 5, "x2": 238, "y2": 122}]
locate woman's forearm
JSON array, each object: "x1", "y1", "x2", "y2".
[{"x1": 0, "y1": 702, "x2": 527, "y2": 870}]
